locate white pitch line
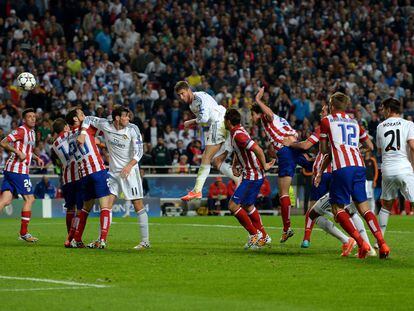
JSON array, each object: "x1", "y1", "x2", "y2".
[
  {"x1": 0, "y1": 286, "x2": 87, "y2": 292},
  {"x1": 0, "y1": 276, "x2": 109, "y2": 288}
]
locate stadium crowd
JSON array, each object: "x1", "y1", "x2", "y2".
[{"x1": 0, "y1": 0, "x2": 412, "y2": 177}]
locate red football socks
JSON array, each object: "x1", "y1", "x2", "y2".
[
  {"x1": 66, "y1": 210, "x2": 75, "y2": 233},
  {"x1": 234, "y1": 207, "x2": 257, "y2": 235},
  {"x1": 248, "y1": 207, "x2": 266, "y2": 237},
  {"x1": 280, "y1": 195, "x2": 291, "y2": 232},
  {"x1": 335, "y1": 210, "x2": 364, "y2": 247},
  {"x1": 20, "y1": 211, "x2": 31, "y2": 236},
  {"x1": 73, "y1": 209, "x2": 89, "y2": 242},
  {"x1": 363, "y1": 210, "x2": 385, "y2": 246},
  {"x1": 303, "y1": 211, "x2": 315, "y2": 241},
  {"x1": 99, "y1": 209, "x2": 111, "y2": 241}
]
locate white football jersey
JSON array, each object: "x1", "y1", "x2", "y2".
[
  {"x1": 190, "y1": 91, "x2": 226, "y2": 126},
  {"x1": 376, "y1": 117, "x2": 414, "y2": 176},
  {"x1": 82, "y1": 116, "x2": 144, "y2": 173}
]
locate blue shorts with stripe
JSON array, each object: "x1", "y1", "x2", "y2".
[
  {"x1": 277, "y1": 146, "x2": 313, "y2": 178},
  {"x1": 80, "y1": 170, "x2": 111, "y2": 201},
  {"x1": 1, "y1": 171, "x2": 33, "y2": 196},
  {"x1": 62, "y1": 180, "x2": 83, "y2": 210},
  {"x1": 330, "y1": 166, "x2": 367, "y2": 205},
  {"x1": 231, "y1": 178, "x2": 264, "y2": 206}
]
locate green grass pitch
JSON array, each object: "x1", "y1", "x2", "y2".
[{"x1": 0, "y1": 215, "x2": 413, "y2": 310}]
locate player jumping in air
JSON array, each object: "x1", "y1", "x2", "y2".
[
  {"x1": 376, "y1": 98, "x2": 414, "y2": 244},
  {"x1": 79, "y1": 106, "x2": 150, "y2": 250},
  {"x1": 317, "y1": 92, "x2": 390, "y2": 259},
  {"x1": 65, "y1": 107, "x2": 112, "y2": 249},
  {"x1": 251, "y1": 87, "x2": 313, "y2": 243},
  {"x1": 0, "y1": 108, "x2": 44, "y2": 242},
  {"x1": 224, "y1": 109, "x2": 275, "y2": 248},
  {"x1": 174, "y1": 81, "x2": 238, "y2": 201}
]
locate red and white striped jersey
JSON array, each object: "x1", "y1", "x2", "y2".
[
  {"x1": 67, "y1": 126, "x2": 106, "y2": 178},
  {"x1": 306, "y1": 127, "x2": 332, "y2": 174},
  {"x1": 320, "y1": 113, "x2": 368, "y2": 171},
  {"x1": 52, "y1": 129, "x2": 80, "y2": 185},
  {"x1": 4, "y1": 124, "x2": 35, "y2": 174},
  {"x1": 230, "y1": 124, "x2": 264, "y2": 180},
  {"x1": 261, "y1": 114, "x2": 297, "y2": 152}
]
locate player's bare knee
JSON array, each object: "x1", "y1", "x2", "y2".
[{"x1": 132, "y1": 199, "x2": 144, "y2": 212}]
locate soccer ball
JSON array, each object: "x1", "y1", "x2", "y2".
[{"x1": 17, "y1": 72, "x2": 37, "y2": 91}]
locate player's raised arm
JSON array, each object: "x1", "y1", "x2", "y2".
[{"x1": 255, "y1": 87, "x2": 274, "y2": 120}]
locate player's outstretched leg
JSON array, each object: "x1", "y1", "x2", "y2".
[
  {"x1": 182, "y1": 144, "x2": 222, "y2": 201},
  {"x1": 279, "y1": 195, "x2": 294, "y2": 243}
]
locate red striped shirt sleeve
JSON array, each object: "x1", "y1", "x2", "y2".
[
  {"x1": 234, "y1": 132, "x2": 256, "y2": 150},
  {"x1": 319, "y1": 117, "x2": 329, "y2": 141},
  {"x1": 359, "y1": 125, "x2": 368, "y2": 142},
  {"x1": 6, "y1": 128, "x2": 24, "y2": 142}
]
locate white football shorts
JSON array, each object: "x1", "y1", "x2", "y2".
[
  {"x1": 381, "y1": 173, "x2": 414, "y2": 202},
  {"x1": 206, "y1": 120, "x2": 227, "y2": 146},
  {"x1": 313, "y1": 193, "x2": 358, "y2": 215},
  {"x1": 108, "y1": 167, "x2": 143, "y2": 200}
]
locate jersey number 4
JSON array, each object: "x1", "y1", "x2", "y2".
[{"x1": 384, "y1": 129, "x2": 401, "y2": 151}]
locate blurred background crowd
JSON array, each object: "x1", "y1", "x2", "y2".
[{"x1": 0, "y1": 0, "x2": 412, "y2": 208}]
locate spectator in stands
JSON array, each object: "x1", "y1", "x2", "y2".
[
  {"x1": 164, "y1": 124, "x2": 177, "y2": 151},
  {"x1": 151, "y1": 137, "x2": 171, "y2": 173},
  {"x1": 0, "y1": 109, "x2": 12, "y2": 132},
  {"x1": 207, "y1": 177, "x2": 228, "y2": 215},
  {"x1": 187, "y1": 140, "x2": 202, "y2": 166},
  {"x1": 173, "y1": 155, "x2": 189, "y2": 174},
  {"x1": 34, "y1": 176, "x2": 56, "y2": 199}
]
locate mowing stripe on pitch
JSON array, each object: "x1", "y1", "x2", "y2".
[
  {"x1": 0, "y1": 286, "x2": 90, "y2": 292},
  {"x1": 0, "y1": 276, "x2": 109, "y2": 288}
]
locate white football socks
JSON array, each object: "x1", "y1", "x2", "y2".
[
  {"x1": 137, "y1": 209, "x2": 149, "y2": 243},
  {"x1": 351, "y1": 213, "x2": 372, "y2": 247},
  {"x1": 315, "y1": 216, "x2": 349, "y2": 244},
  {"x1": 193, "y1": 164, "x2": 211, "y2": 193},
  {"x1": 378, "y1": 208, "x2": 391, "y2": 236},
  {"x1": 219, "y1": 162, "x2": 238, "y2": 183}
]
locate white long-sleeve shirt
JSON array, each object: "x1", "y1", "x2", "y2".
[
  {"x1": 82, "y1": 116, "x2": 143, "y2": 173},
  {"x1": 190, "y1": 91, "x2": 226, "y2": 126}
]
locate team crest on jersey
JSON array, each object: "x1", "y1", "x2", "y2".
[{"x1": 123, "y1": 134, "x2": 128, "y2": 140}]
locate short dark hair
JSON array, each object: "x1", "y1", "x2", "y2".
[
  {"x1": 22, "y1": 108, "x2": 35, "y2": 118},
  {"x1": 381, "y1": 97, "x2": 402, "y2": 114},
  {"x1": 52, "y1": 118, "x2": 67, "y2": 134},
  {"x1": 65, "y1": 108, "x2": 80, "y2": 126},
  {"x1": 112, "y1": 105, "x2": 129, "y2": 120},
  {"x1": 174, "y1": 81, "x2": 190, "y2": 93},
  {"x1": 251, "y1": 105, "x2": 263, "y2": 114},
  {"x1": 224, "y1": 109, "x2": 241, "y2": 126}
]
